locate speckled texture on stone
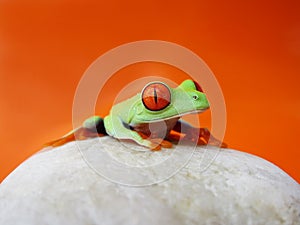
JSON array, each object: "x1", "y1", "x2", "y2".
[{"x1": 0, "y1": 137, "x2": 299, "y2": 225}]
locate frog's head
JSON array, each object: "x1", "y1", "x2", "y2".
[{"x1": 133, "y1": 79, "x2": 209, "y2": 123}]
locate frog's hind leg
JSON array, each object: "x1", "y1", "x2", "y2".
[
  {"x1": 43, "y1": 128, "x2": 78, "y2": 147},
  {"x1": 82, "y1": 116, "x2": 107, "y2": 135},
  {"x1": 198, "y1": 128, "x2": 227, "y2": 148},
  {"x1": 170, "y1": 120, "x2": 227, "y2": 148},
  {"x1": 44, "y1": 116, "x2": 107, "y2": 147},
  {"x1": 43, "y1": 127, "x2": 100, "y2": 147}
]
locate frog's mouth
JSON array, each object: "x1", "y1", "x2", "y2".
[{"x1": 142, "y1": 108, "x2": 209, "y2": 123}]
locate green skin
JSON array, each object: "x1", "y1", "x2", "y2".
[{"x1": 81, "y1": 79, "x2": 224, "y2": 150}]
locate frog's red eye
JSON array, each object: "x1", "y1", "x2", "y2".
[
  {"x1": 142, "y1": 82, "x2": 171, "y2": 111},
  {"x1": 193, "y1": 81, "x2": 203, "y2": 92}
]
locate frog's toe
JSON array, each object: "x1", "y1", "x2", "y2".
[
  {"x1": 210, "y1": 141, "x2": 228, "y2": 148},
  {"x1": 150, "y1": 145, "x2": 162, "y2": 151},
  {"x1": 197, "y1": 137, "x2": 207, "y2": 145},
  {"x1": 149, "y1": 138, "x2": 172, "y2": 150},
  {"x1": 206, "y1": 139, "x2": 228, "y2": 148},
  {"x1": 140, "y1": 139, "x2": 161, "y2": 151},
  {"x1": 159, "y1": 139, "x2": 173, "y2": 148}
]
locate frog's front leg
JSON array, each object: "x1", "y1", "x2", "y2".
[
  {"x1": 171, "y1": 120, "x2": 227, "y2": 148},
  {"x1": 104, "y1": 116, "x2": 164, "y2": 150}
]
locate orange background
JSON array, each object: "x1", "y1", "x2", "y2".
[{"x1": 0, "y1": 0, "x2": 299, "y2": 183}]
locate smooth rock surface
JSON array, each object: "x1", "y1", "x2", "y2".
[{"x1": 0, "y1": 137, "x2": 299, "y2": 225}]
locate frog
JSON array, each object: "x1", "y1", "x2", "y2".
[{"x1": 45, "y1": 79, "x2": 227, "y2": 150}]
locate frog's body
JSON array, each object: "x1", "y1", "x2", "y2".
[{"x1": 45, "y1": 80, "x2": 226, "y2": 150}]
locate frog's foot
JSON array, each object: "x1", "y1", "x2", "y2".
[
  {"x1": 180, "y1": 128, "x2": 227, "y2": 148},
  {"x1": 149, "y1": 138, "x2": 173, "y2": 151},
  {"x1": 166, "y1": 131, "x2": 182, "y2": 144},
  {"x1": 137, "y1": 132, "x2": 173, "y2": 151},
  {"x1": 199, "y1": 128, "x2": 227, "y2": 148},
  {"x1": 166, "y1": 131, "x2": 209, "y2": 147}
]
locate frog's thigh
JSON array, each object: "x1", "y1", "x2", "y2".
[{"x1": 83, "y1": 116, "x2": 102, "y2": 130}]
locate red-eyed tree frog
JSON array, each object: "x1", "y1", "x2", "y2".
[{"x1": 45, "y1": 80, "x2": 227, "y2": 150}]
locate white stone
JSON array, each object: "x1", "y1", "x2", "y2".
[{"x1": 0, "y1": 137, "x2": 299, "y2": 225}]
